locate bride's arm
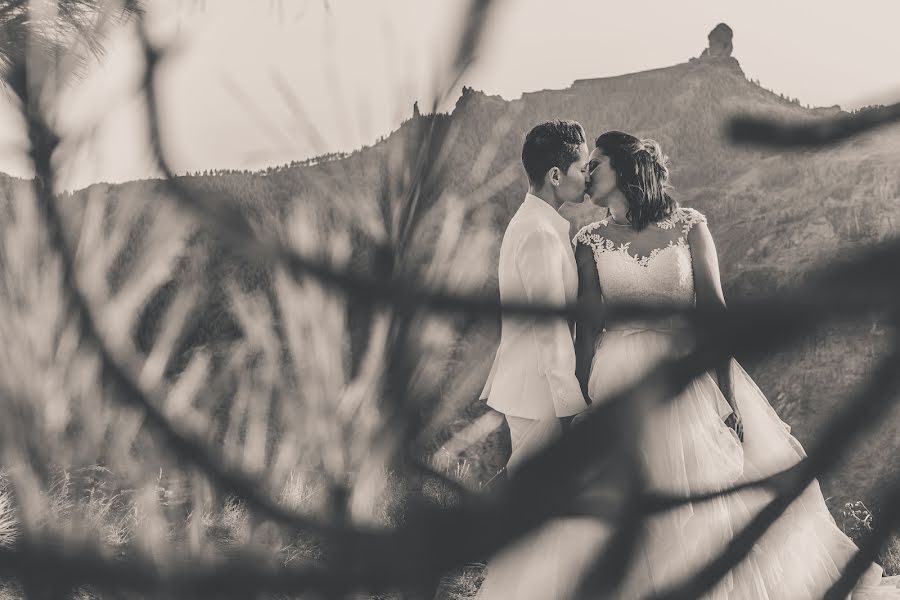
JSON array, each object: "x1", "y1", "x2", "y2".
[
  {"x1": 575, "y1": 243, "x2": 603, "y2": 402},
  {"x1": 688, "y1": 221, "x2": 735, "y2": 404}
]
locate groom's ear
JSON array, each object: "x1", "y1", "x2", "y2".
[{"x1": 548, "y1": 166, "x2": 561, "y2": 187}]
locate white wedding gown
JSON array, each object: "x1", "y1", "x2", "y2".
[{"x1": 474, "y1": 207, "x2": 900, "y2": 599}]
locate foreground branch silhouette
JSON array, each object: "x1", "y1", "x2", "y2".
[
  {"x1": 728, "y1": 98, "x2": 900, "y2": 148},
  {"x1": 3, "y1": 2, "x2": 900, "y2": 599}
]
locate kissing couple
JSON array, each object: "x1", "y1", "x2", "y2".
[{"x1": 474, "y1": 120, "x2": 897, "y2": 599}]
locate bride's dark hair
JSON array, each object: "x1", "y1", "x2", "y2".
[{"x1": 594, "y1": 131, "x2": 676, "y2": 231}]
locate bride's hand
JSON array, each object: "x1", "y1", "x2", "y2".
[{"x1": 724, "y1": 406, "x2": 744, "y2": 442}]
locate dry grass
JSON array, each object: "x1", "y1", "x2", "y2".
[
  {"x1": 836, "y1": 499, "x2": 900, "y2": 577},
  {"x1": 0, "y1": 457, "x2": 486, "y2": 599},
  {"x1": 881, "y1": 535, "x2": 900, "y2": 578},
  {"x1": 0, "y1": 475, "x2": 17, "y2": 549},
  {"x1": 433, "y1": 563, "x2": 487, "y2": 600}
]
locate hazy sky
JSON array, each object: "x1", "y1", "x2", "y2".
[{"x1": 1, "y1": 0, "x2": 899, "y2": 190}]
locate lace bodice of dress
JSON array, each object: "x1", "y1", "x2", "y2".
[{"x1": 572, "y1": 207, "x2": 707, "y2": 309}]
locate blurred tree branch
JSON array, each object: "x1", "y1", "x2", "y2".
[
  {"x1": 0, "y1": 0, "x2": 142, "y2": 83},
  {"x1": 728, "y1": 100, "x2": 900, "y2": 148},
  {"x1": 7, "y1": 27, "x2": 348, "y2": 545}
]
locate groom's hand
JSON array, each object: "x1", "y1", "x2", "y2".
[
  {"x1": 571, "y1": 409, "x2": 590, "y2": 428},
  {"x1": 560, "y1": 409, "x2": 591, "y2": 431},
  {"x1": 559, "y1": 415, "x2": 575, "y2": 431}
]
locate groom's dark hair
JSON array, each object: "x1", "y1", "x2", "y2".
[{"x1": 521, "y1": 120, "x2": 586, "y2": 186}]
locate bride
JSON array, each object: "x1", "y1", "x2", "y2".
[{"x1": 568, "y1": 130, "x2": 898, "y2": 598}]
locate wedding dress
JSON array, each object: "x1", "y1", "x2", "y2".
[{"x1": 474, "y1": 207, "x2": 900, "y2": 599}]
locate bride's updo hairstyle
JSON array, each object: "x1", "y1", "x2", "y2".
[{"x1": 595, "y1": 131, "x2": 676, "y2": 231}]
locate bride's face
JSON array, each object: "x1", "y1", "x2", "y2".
[{"x1": 585, "y1": 148, "x2": 618, "y2": 206}]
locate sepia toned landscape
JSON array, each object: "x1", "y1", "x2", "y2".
[{"x1": 2, "y1": 1, "x2": 900, "y2": 598}]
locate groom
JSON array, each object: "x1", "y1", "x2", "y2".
[{"x1": 481, "y1": 119, "x2": 592, "y2": 475}]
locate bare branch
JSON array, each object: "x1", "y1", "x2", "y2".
[{"x1": 728, "y1": 100, "x2": 900, "y2": 148}]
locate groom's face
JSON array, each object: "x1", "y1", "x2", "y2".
[{"x1": 555, "y1": 142, "x2": 590, "y2": 205}]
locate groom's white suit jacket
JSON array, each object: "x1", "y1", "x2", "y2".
[{"x1": 480, "y1": 194, "x2": 589, "y2": 419}]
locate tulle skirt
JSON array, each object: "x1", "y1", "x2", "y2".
[{"x1": 474, "y1": 324, "x2": 900, "y2": 599}]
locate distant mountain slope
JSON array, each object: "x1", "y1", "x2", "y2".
[{"x1": 42, "y1": 26, "x2": 900, "y2": 513}]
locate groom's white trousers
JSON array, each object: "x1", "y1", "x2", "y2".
[
  {"x1": 505, "y1": 415, "x2": 560, "y2": 475},
  {"x1": 475, "y1": 415, "x2": 611, "y2": 600}
]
